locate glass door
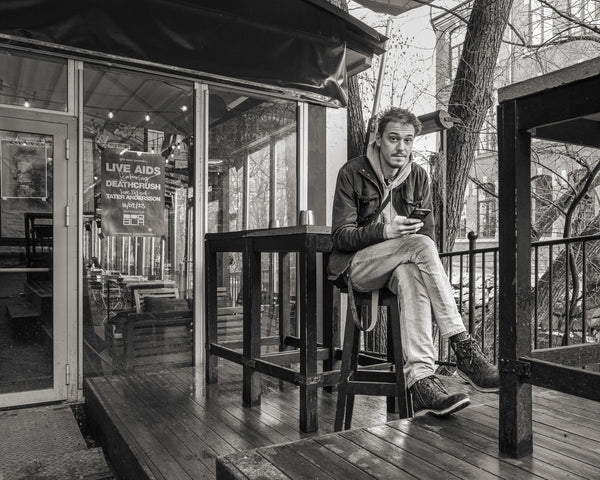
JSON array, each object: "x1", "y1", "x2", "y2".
[{"x1": 0, "y1": 112, "x2": 73, "y2": 407}]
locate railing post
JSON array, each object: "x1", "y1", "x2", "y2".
[{"x1": 468, "y1": 231, "x2": 477, "y2": 336}]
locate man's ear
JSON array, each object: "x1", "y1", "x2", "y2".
[{"x1": 375, "y1": 132, "x2": 381, "y2": 146}]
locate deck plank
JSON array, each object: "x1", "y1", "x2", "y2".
[
  {"x1": 109, "y1": 375, "x2": 204, "y2": 479},
  {"x1": 340, "y1": 428, "x2": 461, "y2": 480},
  {"x1": 255, "y1": 444, "x2": 336, "y2": 480},
  {"x1": 389, "y1": 418, "x2": 546, "y2": 480},
  {"x1": 405, "y1": 411, "x2": 592, "y2": 480},
  {"x1": 85, "y1": 364, "x2": 600, "y2": 480}
]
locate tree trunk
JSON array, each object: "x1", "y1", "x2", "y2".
[{"x1": 440, "y1": 0, "x2": 514, "y2": 251}]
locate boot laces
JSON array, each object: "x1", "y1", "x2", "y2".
[{"x1": 413, "y1": 375, "x2": 448, "y2": 404}]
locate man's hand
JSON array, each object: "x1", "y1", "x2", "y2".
[{"x1": 385, "y1": 215, "x2": 424, "y2": 239}]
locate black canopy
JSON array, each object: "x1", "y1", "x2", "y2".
[{"x1": 0, "y1": 0, "x2": 386, "y2": 106}]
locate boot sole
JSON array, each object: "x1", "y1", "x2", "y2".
[
  {"x1": 413, "y1": 397, "x2": 470, "y2": 417},
  {"x1": 457, "y1": 370, "x2": 500, "y2": 393}
]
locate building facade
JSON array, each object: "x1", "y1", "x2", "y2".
[
  {"x1": 432, "y1": 0, "x2": 600, "y2": 248},
  {"x1": 0, "y1": 0, "x2": 385, "y2": 409}
]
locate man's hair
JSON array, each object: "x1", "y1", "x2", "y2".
[{"x1": 376, "y1": 107, "x2": 422, "y2": 136}]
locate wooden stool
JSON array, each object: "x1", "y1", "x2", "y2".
[{"x1": 334, "y1": 288, "x2": 413, "y2": 431}]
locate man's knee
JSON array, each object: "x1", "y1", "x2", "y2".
[
  {"x1": 412, "y1": 234, "x2": 438, "y2": 259},
  {"x1": 388, "y1": 263, "x2": 422, "y2": 293}
]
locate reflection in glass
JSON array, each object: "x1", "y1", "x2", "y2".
[
  {"x1": 0, "y1": 49, "x2": 68, "y2": 111},
  {"x1": 208, "y1": 87, "x2": 298, "y2": 345},
  {"x1": 82, "y1": 66, "x2": 194, "y2": 377},
  {"x1": 0, "y1": 130, "x2": 53, "y2": 393}
]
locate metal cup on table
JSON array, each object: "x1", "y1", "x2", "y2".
[{"x1": 298, "y1": 209, "x2": 315, "y2": 226}]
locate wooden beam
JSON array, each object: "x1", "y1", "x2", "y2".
[
  {"x1": 515, "y1": 74, "x2": 600, "y2": 130},
  {"x1": 530, "y1": 343, "x2": 600, "y2": 367},
  {"x1": 533, "y1": 119, "x2": 600, "y2": 148},
  {"x1": 523, "y1": 357, "x2": 600, "y2": 402}
]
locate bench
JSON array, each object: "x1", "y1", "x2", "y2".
[
  {"x1": 106, "y1": 309, "x2": 193, "y2": 372},
  {"x1": 133, "y1": 287, "x2": 180, "y2": 313},
  {"x1": 217, "y1": 287, "x2": 243, "y2": 339}
]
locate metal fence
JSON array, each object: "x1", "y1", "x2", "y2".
[{"x1": 365, "y1": 232, "x2": 600, "y2": 365}]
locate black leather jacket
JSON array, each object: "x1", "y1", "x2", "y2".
[{"x1": 327, "y1": 155, "x2": 435, "y2": 281}]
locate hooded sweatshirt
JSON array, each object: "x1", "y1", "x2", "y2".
[{"x1": 365, "y1": 140, "x2": 413, "y2": 230}]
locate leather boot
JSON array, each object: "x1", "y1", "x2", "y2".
[
  {"x1": 452, "y1": 336, "x2": 500, "y2": 392},
  {"x1": 410, "y1": 375, "x2": 470, "y2": 416}
]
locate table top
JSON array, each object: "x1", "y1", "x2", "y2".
[{"x1": 205, "y1": 225, "x2": 331, "y2": 241}]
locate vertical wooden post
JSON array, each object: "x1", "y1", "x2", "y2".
[
  {"x1": 498, "y1": 100, "x2": 533, "y2": 457},
  {"x1": 299, "y1": 235, "x2": 318, "y2": 432},
  {"x1": 243, "y1": 237, "x2": 262, "y2": 406}
]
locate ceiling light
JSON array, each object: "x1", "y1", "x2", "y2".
[
  {"x1": 23, "y1": 99, "x2": 30, "y2": 108},
  {"x1": 144, "y1": 114, "x2": 151, "y2": 122},
  {"x1": 108, "y1": 111, "x2": 114, "y2": 119},
  {"x1": 180, "y1": 105, "x2": 188, "y2": 112}
]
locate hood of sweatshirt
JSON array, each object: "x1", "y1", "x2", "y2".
[{"x1": 365, "y1": 140, "x2": 412, "y2": 222}]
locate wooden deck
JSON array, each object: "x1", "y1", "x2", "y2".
[{"x1": 85, "y1": 363, "x2": 600, "y2": 480}]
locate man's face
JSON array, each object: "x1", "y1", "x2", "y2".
[{"x1": 376, "y1": 121, "x2": 415, "y2": 174}]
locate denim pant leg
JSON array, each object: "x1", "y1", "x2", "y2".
[
  {"x1": 348, "y1": 235, "x2": 465, "y2": 338},
  {"x1": 349, "y1": 234, "x2": 465, "y2": 338},
  {"x1": 386, "y1": 264, "x2": 436, "y2": 387}
]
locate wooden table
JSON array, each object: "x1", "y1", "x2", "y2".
[{"x1": 205, "y1": 225, "x2": 340, "y2": 432}]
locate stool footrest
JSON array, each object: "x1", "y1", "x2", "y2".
[
  {"x1": 352, "y1": 370, "x2": 396, "y2": 383},
  {"x1": 345, "y1": 381, "x2": 398, "y2": 396}
]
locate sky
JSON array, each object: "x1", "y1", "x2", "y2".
[{"x1": 347, "y1": 1, "x2": 459, "y2": 155}]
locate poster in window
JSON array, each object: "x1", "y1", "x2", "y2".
[
  {"x1": 0, "y1": 140, "x2": 48, "y2": 199},
  {"x1": 101, "y1": 149, "x2": 165, "y2": 236}
]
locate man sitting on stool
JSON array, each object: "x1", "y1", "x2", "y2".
[{"x1": 328, "y1": 106, "x2": 499, "y2": 416}]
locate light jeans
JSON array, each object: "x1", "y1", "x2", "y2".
[{"x1": 348, "y1": 234, "x2": 466, "y2": 388}]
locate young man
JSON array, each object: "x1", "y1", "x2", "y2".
[{"x1": 328, "y1": 107, "x2": 499, "y2": 416}]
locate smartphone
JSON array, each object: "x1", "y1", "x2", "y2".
[{"x1": 408, "y1": 208, "x2": 431, "y2": 221}]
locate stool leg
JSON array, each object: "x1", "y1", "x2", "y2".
[
  {"x1": 344, "y1": 323, "x2": 360, "y2": 430},
  {"x1": 386, "y1": 311, "x2": 397, "y2": 414},
  {"x1": 335, "y1": 304, "x2": 358, "y2": 431},
  {"x1": 389, "y1": 301, "x2": 412, "y2": 418}
]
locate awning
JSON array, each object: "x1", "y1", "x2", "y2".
[
  {"x1": 352, "y1": 0, "x2": 436, "y2": 16},
  {"x1": 0, "y1": 0, "x2": 386, "y2": 106}
]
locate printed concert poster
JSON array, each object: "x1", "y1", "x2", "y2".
[
  {"x1": 0, "y1": 140, "x2": 48, "y2": 199},
  {"x1": 100, "y1": 148, "x2": 166, "y2": 236}
]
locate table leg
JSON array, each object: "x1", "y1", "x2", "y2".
[
  {"x1": 278, "y1": 253, "x2": 292, "y2": 391},
  {"x1": 299, "y1": 240, "x2": 318, "y2": 432},
  {"x1": 322, "y1": 252, "x2": 340, "y2": 393},
  {"x1": 243, "y1": 241, "x2": 262, "y2": 407},
  {"x1": 206, "y1": 248, "x2": 218, "y2": 384}
]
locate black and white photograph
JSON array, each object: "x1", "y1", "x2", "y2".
[{"x1": 0, "y1": 1, "x2": 598, "y2": 479}]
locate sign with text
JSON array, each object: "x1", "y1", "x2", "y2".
[{"x1": 101, "y1": 150, "x2": 165, "y2": 236}]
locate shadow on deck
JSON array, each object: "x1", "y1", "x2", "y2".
[{"x1": 84, "y1": 364, "x2": 599, "y2": 480}]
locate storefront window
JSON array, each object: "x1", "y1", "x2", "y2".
[
  {"x1": 208, "y1": 87, "x2": 297, "y2": 233},
  {"x1": 0, "y1": 48, "x2": 68, "y2": 111},
  {"x1": 82, "y1": 65, "x2": 194, "y2": 377},
  {"x1": 207, "y1": 88, "x2": 298, "y2": 344}
]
